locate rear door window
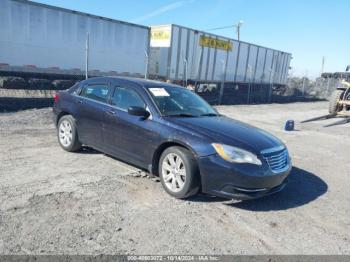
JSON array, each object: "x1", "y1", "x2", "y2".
[
  {"x1": 111, "y1": 86, "x2": 145, "y2": 111},
  {"x1": 80, "y1": 84, "x2": 111, "y2": 103}
]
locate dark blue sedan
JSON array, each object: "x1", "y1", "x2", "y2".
[{"x1": 53, "y1": 77, "x2": 291, "y2": 200}]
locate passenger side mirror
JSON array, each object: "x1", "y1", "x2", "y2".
[
  {"x1": 128, "y1": 106, "x2": 150, "y2": 119},
  {"x1": 346, "y1": 65, "x2": 350, "y2": 72}
]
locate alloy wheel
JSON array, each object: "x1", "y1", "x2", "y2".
[
  {"x1": 161, "y1": 153, "x2": 187, "y2": 193},
  {"x1": 59, "y1": 120, "x2": 73, "y2": 147}
]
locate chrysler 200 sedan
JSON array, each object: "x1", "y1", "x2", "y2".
[{"x1": 53, "y1": 77, "x2": 292, "y2": 200}]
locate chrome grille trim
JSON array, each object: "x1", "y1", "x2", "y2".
[
  {"x1": 261, "y1": 146, "x2": 289, "y2": 173},
  {"x1": 260, "y1": 145, "x2": 285, "y2": 154}
]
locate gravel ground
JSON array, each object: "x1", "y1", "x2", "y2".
[{"x1": 0, "y1": 101, "x2": 349, "y2": 255}]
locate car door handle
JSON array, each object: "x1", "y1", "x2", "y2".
[
  {"x1": 106, "y1": 109, "x2": 116, "y2": 115},
  {"x1": 76, "y1": 99, "x2": 83, "y2": 104}
]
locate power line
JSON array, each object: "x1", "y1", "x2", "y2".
[
  {"x1": 205, "y1": 25, "x2": 234, "y2": 31},
  {"x1": 204, "y1": 21, "x2": 243, "y2": 41}
]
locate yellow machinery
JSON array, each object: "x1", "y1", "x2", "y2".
[
  {"x1": 302, "y1": 66, "x2": 350, "y2": 126},
  {"x1": 327, "y1": 69, "x2": 350, "y2": 116}
]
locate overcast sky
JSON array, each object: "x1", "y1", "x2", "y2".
[{"x1": 35, "y1": 0, "x2": 350, "y2": 79}]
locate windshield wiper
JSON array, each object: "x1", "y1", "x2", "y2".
[
  {"x1": 200, "y1": 113, "x2": 220, "y2": 117},
  {"x1": 165, "y1": 113, "x2": 198, "y2": 117}
]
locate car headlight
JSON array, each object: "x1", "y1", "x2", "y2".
[{"x1": 212, "y1": 143, "x2": 262, "y2": 165}]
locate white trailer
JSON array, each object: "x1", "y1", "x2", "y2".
[
  {"x1": 149, "y1": 24, "x2": 291, "y2": 85},
  {"x1": 0, "y1": 0, "x2": 150, "y2": 77}
]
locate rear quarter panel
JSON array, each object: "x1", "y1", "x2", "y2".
[{"x1": 53, "y1": 91, "x2": 79, "y2": 125}]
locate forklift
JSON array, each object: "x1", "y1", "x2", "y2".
[
  {"x1": 302, "y1": 65, "x2": 350, "y2": 126},
  {"x1": 327, "y1": 66, "x2": 350, "y2": 116}
]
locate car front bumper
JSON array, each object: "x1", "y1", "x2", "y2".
[{"x1": 197, "y1": 154, "x2": 292, "y2": 200}]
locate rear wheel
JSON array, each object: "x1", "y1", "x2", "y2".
[
  {"x1": 57, "y1": 115, "x2": 82, "y2": 152},
  {"x1": 159, "y1": 146, "x2": 200, "y2": 199},
  {"x1": 329, "y1": 89, "x2": 344, "y2": 114}
]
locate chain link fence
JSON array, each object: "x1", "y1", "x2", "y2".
[
  {"x1": 173, "y1": 76, "x2": 334, "y2": 106},
  {"x1": 286, "y1": 77, "x2": 338, "y2": 100}
]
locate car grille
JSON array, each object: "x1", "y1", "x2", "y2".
[{"x1": 261, "y1": 147, "x2": 289, "y2": 173}]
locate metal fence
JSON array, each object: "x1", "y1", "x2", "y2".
[{"x1": 185, "y1": 76, "x2": 337, "y2": 105}]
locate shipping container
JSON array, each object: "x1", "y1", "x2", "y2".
[
  {"x1": 0, "y1": 0, "x2": 150, "y2": 77},
  {"x1": 149, "y1": 24, "x2": 292, "y2": 86}
]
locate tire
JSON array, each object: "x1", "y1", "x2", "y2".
[
  {"x1": 329, "y1": 89, "x2": 344, "y2": 114},
  {"x1": 158, "y1": 146, "x2": 200, "y2": 199},
  {"x1": 57, "y1": 115, "x2": 82, "y2": 152}
]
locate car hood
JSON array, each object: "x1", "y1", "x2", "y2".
[{"x1": 167, "y1": 116, "x2": 283, "y2": 154}]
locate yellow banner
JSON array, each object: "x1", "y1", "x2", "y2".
[
  {"x1": 151, "y1": 30, "x2": 170, "y2": 40},
  {"x1": 150, "y1": 28, "x2": 172, "y2": 47},
  {"x1": 199, "y1": 36, "x2": 232, "y2": 51}
]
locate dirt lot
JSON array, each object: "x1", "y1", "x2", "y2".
[{"x1": 0, "y1": 101, "x2": 349, "y2": 255}]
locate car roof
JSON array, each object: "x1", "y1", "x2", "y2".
[{"x1": 82, "y1": 76, "x2": 182, "y2": 89}]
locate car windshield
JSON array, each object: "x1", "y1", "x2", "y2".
[{"x1": 147, "y1": 86, "x2": 218, "y2": 117}]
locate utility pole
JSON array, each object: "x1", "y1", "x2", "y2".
[
  {"x1": 219, "y1": 53, "x2": 229, "y2": 105},
  {"x1": 268, "y1": 68, "x2": 274, "y2": 103},
  {"x1": 144, "y1": 51, "x2": 149, "y2": 80},
  {"x1": 85, "y1": 32, "x2": 89, "y2": 80},
  {"x1": 183, "y1": 58, "x2": 188, "y2": 87},
  {"x1": 326, "y1": 77, "x2": 331, "y2": 95},
  {"x1": 235, "y1": 21, "x2": 243, "y2": 41},
  {"x1": 205, "y1": 20, "x2": 243, "y2": 41},
  {"x1": 321, "y1": 56, "x2": 325, "y2": 74},
  {"x1": 247, "y1": 65, "x2": 252, "y2": 104},
  {"x1": 302, "y1": 76, "x2": 306, "y2": 96}
]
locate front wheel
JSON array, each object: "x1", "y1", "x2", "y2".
[
  {"x1": 57, "y1": 115, "x2": 82, "y2": 152},
  {"x1": 329, "y1": 89, "x2": 344, "y2": 114},
  {"x1": 159, "y1": 146, "x2": 200, "y2": 199}
]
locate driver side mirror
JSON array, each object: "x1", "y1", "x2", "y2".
[
  {"x1": 128, "y1": 106, "x2": 150, "y2": 119},
  {"x1": 346, "y1": 65, "x2": 350, "y2": 72}
]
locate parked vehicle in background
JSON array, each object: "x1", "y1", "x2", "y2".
[
  {"x1": 0, "y1": 1, "x2": 291, "y2": 91},
  {"x1": 53, "y1": 77, "x2": 292, "y2": 200},
  {"x1": 0, "y1": 0, "x2": 150, "y2": 78},
  {"x1": 149, "y1": 24, "x2": 291, "y2": 88},
  {"x1": 322, "y1": 66, "x2": 350, "y2": 116}
]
